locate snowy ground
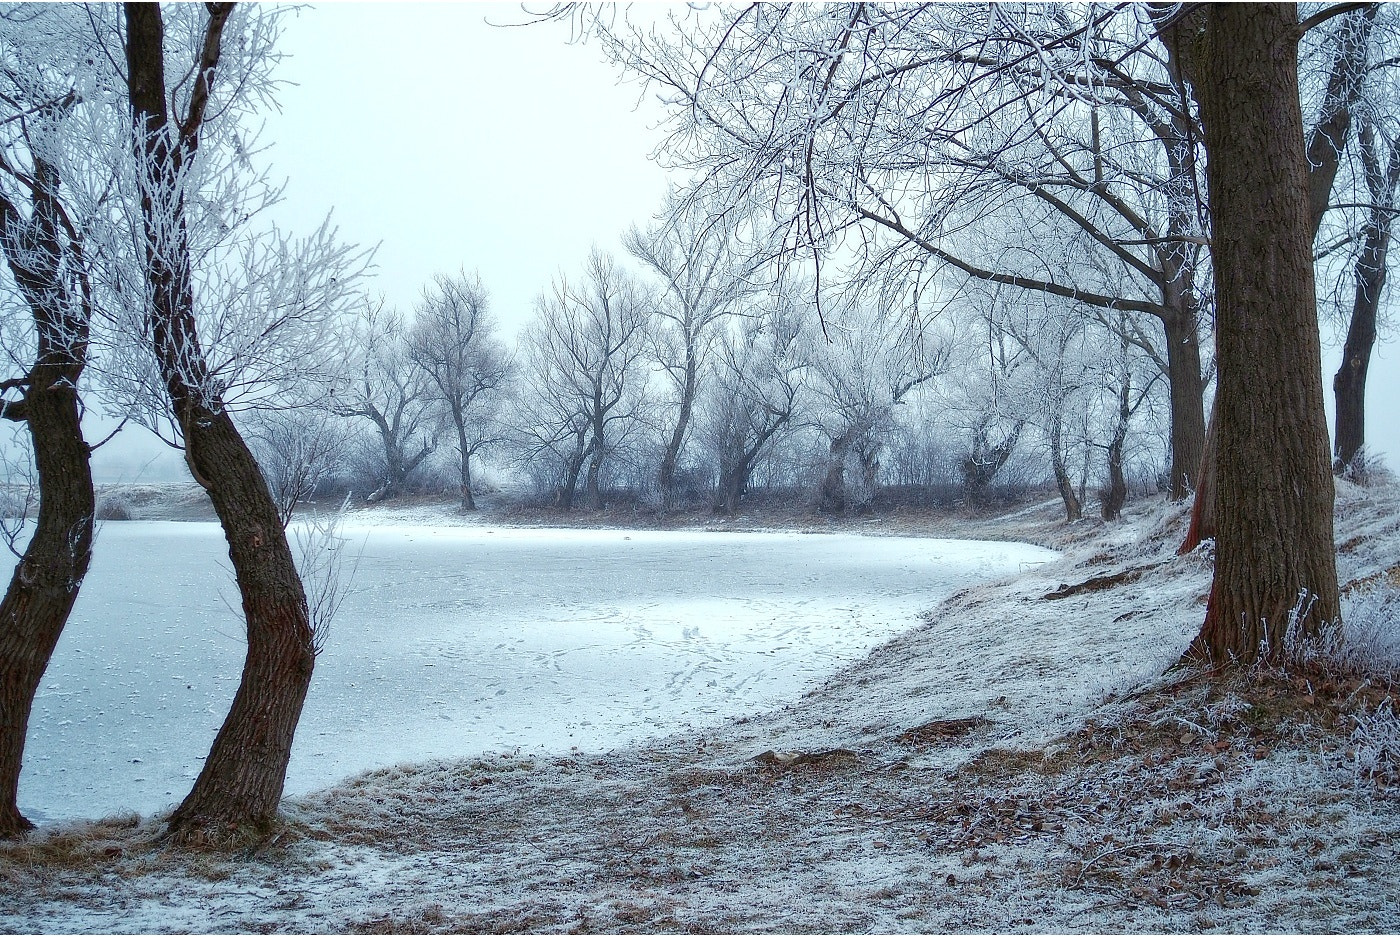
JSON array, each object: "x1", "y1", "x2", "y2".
[
  {"x1": 3, "y1": 484, "x2": 1399, "y2": 933},
  {"x1": 19, "y1": 520, "x2": 1054, "y2": 822}
]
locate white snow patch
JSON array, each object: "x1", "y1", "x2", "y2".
[{"x1": 17, "y1": 521, "x2": 1054, "y2": 823}]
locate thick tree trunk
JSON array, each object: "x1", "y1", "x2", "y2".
[
  {"x1": 960, "y1": 420, "x2": 1022, "y2": 506},
  {"x1": 1169, "y1": 3, "x2": 1339, "y2": 664},
  {"x1": 0, "y1": 156, "x2": 95, "y2": 837},
  {"x1": 556, "y1": 434, "x2": 588, "y2": 511},
  {"x1": 584, "y1": 446, "x2": 604, "y2": 510},
  {"x1": 0, "y1": 368, "x2": 93, "y2": 838},
  {"x1": 817, "y1": 431, "x2": 853, "y2": 516},
  {"x1": 714, "y1": 461, "x2": 747, "y2": 516},
  {"x1": 126, "y1": 2, "x2": 315, "y2": 840},
  {"x1": 167, "y1": 409, "x2": 315, "y2": 838}
]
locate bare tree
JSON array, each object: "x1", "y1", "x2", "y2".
[
  {"x1": 333, "y1": 302, "x2": 440, "y2": 502},
  {"x1": 122, "y1": 2, "x2": 361, "y2": 838},
  {"x1": 606, "y1": 1, "x2": 1354, "y2": 665},
  {"x1": 625, "y1": 197, "x2": 761, "y2": 509},
  {"x1": 407, "y1": 271, "x2": 510, "y2": 511},
  {"x1": 601, "y1": 4, "x2": 1212, "y2": 502},
  {"x1": 1160, "y1": 3, "x2": 1340, "y2": 662},
  {"x1": 0, "y1": 8, "x2": 95, "y2": 834},
  {"x1": 701, "y1": 292, "x2": 807, "y2": 515},
  {"x1": 244, "y1": 406, "x2": 352, "y2": 526},
  {"x1": 807, "y1": 302, "x2": 943, "y2": 515},
  {"x1": 513, "y1": 250, "x2": 652, "y2": 510}
]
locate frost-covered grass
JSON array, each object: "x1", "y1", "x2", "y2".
[{"x1": 3, "y1": 483, "x2": 1400, "y2": 933}]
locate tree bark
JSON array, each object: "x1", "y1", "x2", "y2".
[
  {"x1": 1333, "y1": 231, "x2": 1385, "y2": 472},
  {"x1": 459, "y1": 444, "x2": 477, "y2": 511},
  {"x1": 1160, "y1": 299, "x2": 1208, "y2": 498},
  {"x1": 1101, "y1": 381, "x2": 1130, "y2": 521},
  {"x1": 1166, "y1": 3, "x2": 1339, "y2": 664},
  {"x1": 125, "y1": 2, "x2": 316, "y2": 839},
  {"x1": 817, "y1": 430, "x2": 853, "y2": 515},
  {"x1": 1048, "y1": 418, "x2": 1082, "y2": 522},
  {"x1": 0, "y1": 159, "x2": 94, "y2": 837},
  {"x1": 1333, "y1": 120, "x2": 1396, "y2": 473},
  {"x1": 1179, "y1": 394, "x2": 1218, "y2": 553}
]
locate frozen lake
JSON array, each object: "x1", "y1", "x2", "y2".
[{"x1": 17, "y1": 521, "x2": 1056, "y2": 822}]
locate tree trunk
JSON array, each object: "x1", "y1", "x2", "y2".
[
  {"x1": 460, "y1": 454, "x2": 477, "y2": 511},
  {"x1": 556, "y1": 432, "x2": 587, "y2": 510},
  {"x1": 1179, "y1": 395, "x2": 1219, "y2": 554},
  {"x1": 1333, "y1": 230, "x2": 1384, "y2": 473},
  {"x1": 167, "y1": 409, "x2": 315, "y2": 839},
  {"x1": 1048, "y1": 419, "x2": 1082, "y2": 522},
  {"x1": 1101, "y1": 383, "x2": 1130, "y2": 522},
  {"x1": 0, "y1": 377, "x2": 93, "y2": 837},
  {"x1": 584, "y1": 444, "x2": 604, "y2": 510},
  {"x1": 817, "y1": 431, "x2": 853, "y2": 515},
  {"x1": 126, "y1": 2, "x2": 316, "y2": 840},
  {"x1": 456, "y1": 422, "x2": 476, "y2": 511},
  {"x1": 1333, "y1": 121, "x2": 1395, "y2": 474},
  {"x1": 960, "y1": 420, "x2": 1022, "y2": 506},
  {"x1": 0, "y1": 157, "x2": 95, "y2": 838},
  {"x1": 1167, "y1": 3, "x2": 1339, "y2": 664},
  {"x1": 714, "y1": 460, "x2": 747, "y2": 515},
  {"x1": 1161, "y1": 302, "x2": 1208, "y2": 499},
  {"x1": 657, "y1": 354, "x2": 697, "y2": 511}
]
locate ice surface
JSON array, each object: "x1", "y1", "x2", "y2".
[{"x1": 16, "y1": 522, "x2": 1055, "y2": 822}]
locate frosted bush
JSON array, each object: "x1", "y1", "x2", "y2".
[
  {"x1": 1351, "y1": 699, "x2": 1400, "y2": 783},
  {"x1": 1283, "y1": 584, "x2": 1400, "y2": 681}
]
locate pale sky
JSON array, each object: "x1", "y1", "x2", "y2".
[
  {"x1": 93, "y1": 2, "x2": 673, "y2": 481},
  {"x1": 87, "y1": 1, "x2": 1400, "y2": 482}
]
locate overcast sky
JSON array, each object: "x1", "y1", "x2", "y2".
[{"x1": 89, "y1": 1, "x2": 1399, "y2": 482}]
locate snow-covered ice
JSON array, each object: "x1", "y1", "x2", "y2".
[{"x1": 17, "y1": 521, "x2": 1055, "y2": 823}]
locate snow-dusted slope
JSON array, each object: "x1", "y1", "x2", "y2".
[{"x1": 5, "y1": 485, "x2": 1400, "y2": 933}]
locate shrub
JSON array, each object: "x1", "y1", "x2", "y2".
[{"x1": 95, "y1": 496, "x2": 133, "y2": 521}]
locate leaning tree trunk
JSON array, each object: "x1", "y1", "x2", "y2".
[
  {"x1": 1179, "y1": 395, "x2": 1219, "y2": 554},
  {"x1": 126, "y1": 2, "x2": 315, "y2": 840},
  {"x1": 1167, "y1": 3, "x2": 1339, "y2": 664},
  {"x1": 1333, "y1": 121, "x2": 1396, "y2": 473},
  {"x1": 1048, "y1": 418, "x2": 1082, "y2": 522},
  {"x1": 0, "y1": 157, "x2": 96, "y2": 838},
  {"x1": 657, "y1": 354, "x2": 697, "y2": 511},
  {"x1": 167, "y1": 409, "x2": 315, "y2": 838},
  {"x1": 0, "y1": 365, "x2": 94, "y2": 838},
  {"x1": 1333, "y1": 233, "x2": 1385, "y2": 472}
]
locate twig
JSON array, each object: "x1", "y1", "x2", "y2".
[{"x1": 1071, "y1": 840, "x2": 1194, "y2": 887}]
